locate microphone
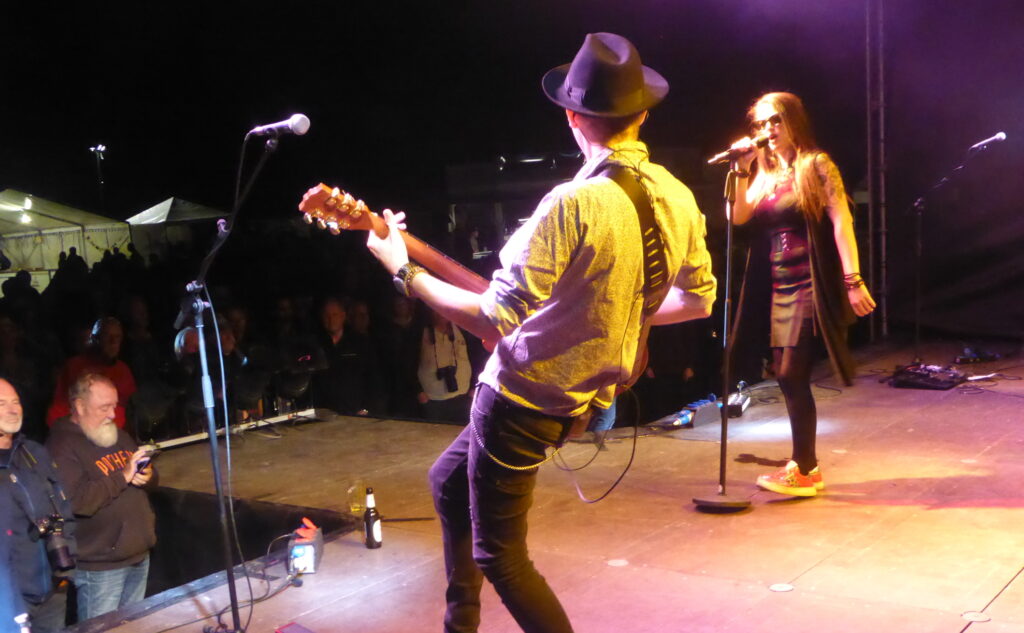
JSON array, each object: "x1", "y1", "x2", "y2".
[
  {"x1": 707, "y1": 133, "x2": 770, "y2": 165},
  {"x1": 967, "y1": 131, "x2": 1006, "y2": 153},
  {"x1": 249, "y1": 114, "x2": 311, "y2": 137}
]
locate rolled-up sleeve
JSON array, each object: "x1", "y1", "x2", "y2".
[
  {"x1": 480, "y1": 190, "x2": 580, "y2": 337},
  {"x1": 672, "y1": 212, "x2": 717, "y2": 312}
]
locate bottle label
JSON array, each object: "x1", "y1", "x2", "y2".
[{"x1": 372, "y1": 519, "x2": 382, "y2": 543}]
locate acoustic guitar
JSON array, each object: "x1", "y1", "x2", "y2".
[{"x1": 297, "y1": 183, "x2": 648, "y2": 413}]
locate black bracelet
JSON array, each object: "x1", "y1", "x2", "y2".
[{"x1": 732, "y1": 169, "x2": 750, "y2": 178}]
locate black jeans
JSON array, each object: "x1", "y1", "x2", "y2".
[{"x1": 427, "y1": 383, "x2": 574, "y2": 633}]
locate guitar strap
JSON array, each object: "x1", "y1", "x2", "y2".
[
  {"x1": 599, "y1": 161, "x2": 668, "y2": 352},
  {"x1": 565, "y1": 163, "x2": 668, "y2": 440}
]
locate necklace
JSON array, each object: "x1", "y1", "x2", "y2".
[{"x1": 770, "y1": 165, "x2": 794, "y2": 196}]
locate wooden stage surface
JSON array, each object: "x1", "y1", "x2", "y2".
[{"x1": 93, "y1": 340, "x2": 1024, "y2": 633}]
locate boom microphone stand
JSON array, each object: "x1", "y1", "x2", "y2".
[
  {"x1": 174, "y1": 121, "x2": 303, "y2": 633},
  {"x1": 694, "y1": 161, "x2": 751, "y2": 511},
  {"x1": 902, "y1": 132, "x2": 1006, "y2": 367}
]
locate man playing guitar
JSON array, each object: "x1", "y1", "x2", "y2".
[{"x1": 365, "y1": 33, "x2": 716, "y2": 633}]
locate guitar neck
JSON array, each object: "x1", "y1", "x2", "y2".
[{"x1": 364, "y1": 212, "x2": 490, "y2": 295}]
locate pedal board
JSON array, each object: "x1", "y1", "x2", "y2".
[
  {"x1": 649, "y1": 395, "x2": 721, "y2": 429},
  {"x1": 890, "y1": 363, "x2": 967, "y2": 390}
]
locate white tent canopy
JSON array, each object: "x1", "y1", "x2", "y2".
[
  {"x1": 126, "y1": 197, "x2": 224, "y2": 225},
  {"x1": 0, "y1": 189, "x2": 129, "y2": 283},
  {"x1": 126, "y1": 197, "x2": 225, "y2": 261}
]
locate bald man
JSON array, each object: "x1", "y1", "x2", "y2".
[{"x1": 0, "y1": 378, "x2": 76, "y2": 632}]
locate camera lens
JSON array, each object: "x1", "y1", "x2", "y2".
[{"x1": 46, "y1": 535, "x2": 75, "y2": 571}]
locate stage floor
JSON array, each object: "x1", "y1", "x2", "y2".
[{"x1": 101, "y1": 340, "x2": 1024, "y2": 633}]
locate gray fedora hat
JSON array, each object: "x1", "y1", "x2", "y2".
[{"x1": 542, "y1": 32, "x2": 668, "y2": 118}]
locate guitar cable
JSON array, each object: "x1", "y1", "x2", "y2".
[{"x1": 554, "y1": 388, "x2": 642, "y2": 504}]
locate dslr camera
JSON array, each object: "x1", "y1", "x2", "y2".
[
  {"x1": 34, "y1": 514, "x2": 75, "y2": 571},
  {"x1": 436, "y1": 366, "x2": 459, "y2": 393}
]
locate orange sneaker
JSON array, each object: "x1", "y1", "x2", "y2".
[
  {"x1": 757, "y1": 461, "x2": 817, "y2": 497},
  {"x1": 809, "y1": 466, "x2": 824, "y2": 491}
]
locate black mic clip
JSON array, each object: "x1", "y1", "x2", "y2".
[{"x1": 173, "y1": 281, "x2": 210, "y2": 331}]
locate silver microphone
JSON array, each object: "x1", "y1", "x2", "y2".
[
  {"x1": 707, "y1": 133, "x2": 770, "y2": 165},
  {"x1": 967, "y1": 131, "x2": 1006, "y2": 153},
  {"x1": 249, "y1": 114, "x2": 311, "y2": 137}
]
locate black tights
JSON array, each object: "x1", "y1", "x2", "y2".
[{"x1": 772, "y1": 321, "x2": 818, "y2": 475}]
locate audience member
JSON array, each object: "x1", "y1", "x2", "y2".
[
  {"x1": 311, "y1": 297, "x2": 383, "y2": 416},
  {"x1": 0, "y1": 271, "x2": 40, "y2": 306},
  {"x1": 46, "y1": 374, "x2": 156, "y2": 622},
  {"x1": 348, "y1": 298, "x2": 372, "y2": 337},
  {"x1": 0, "y1": 379, "x2": 76, "y2": 633},
  {"x1": 417, "y1": 309, "x2": 472, "y2": 423},
  {"x1": 0, "y1": 312, "x2": 50, "y2": 441},
  {"x1": 377, "y1": 295, "x2": 422, "y2": 417},
  {"x1": 224, "y1": 305, "x2": 252, "y2": 356},
  {"x1": 47, "y1": 318, "x2": 137, "y2": 429},
  {"x1": 117, "y1": 295, "x2": 167, "y2": 385}
]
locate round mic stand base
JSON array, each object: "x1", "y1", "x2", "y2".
[{"x1": 693, "y1": 492, "x2": 752, "y2": 512}]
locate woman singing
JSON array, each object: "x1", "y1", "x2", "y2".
[{"x1": 729, "y1": 92, "x2": 875, "y2": 496}]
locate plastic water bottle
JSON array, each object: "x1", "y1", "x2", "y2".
[{"x1": 363, "y1": 487, "x2": 382, "y2": 549}]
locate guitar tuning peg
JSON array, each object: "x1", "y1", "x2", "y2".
[
  {"x1": 341, "y1": 192, "x2": 355, "y2": 208},
  {"x1": 331, "y1": 187, "x2": 342, "y2": 199},
  {"x1": 351, "y1": 200, "x2": 366, "y2": 218},
  {"x1": 327, "y1": 222, "x2": 341, "y2": 236},
  {"x1": 302, "y1": 213, "x2": 313, "y2": 225},
  {"x1": 316, "y1": 218, "x2": 327, "y2": 230},
  {"x1": 338, "y1": 218, "x2": 351, "y2": 230}
]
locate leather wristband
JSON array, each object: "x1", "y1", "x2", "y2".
[{"x1": 393, "y1": 263, "x2": 426, "y2": 297}]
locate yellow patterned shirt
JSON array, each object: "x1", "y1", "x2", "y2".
[{"x1": 479, "y1": 140, "x2": 716, "y2": 417}]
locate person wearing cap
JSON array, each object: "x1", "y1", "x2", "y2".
[{"x1": 367, "y1": 32, "x2": 716, "y2": 632}]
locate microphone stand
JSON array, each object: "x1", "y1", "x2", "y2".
[
  {"x1": 176, "y1": 135, "x2": 280, "y2": 633},
  {"x1": 905, "y1": 142, "x2": 994, "y2": 367},
  {"x1": 694, "y1": 161, "x2": 751, "y2": 511}
]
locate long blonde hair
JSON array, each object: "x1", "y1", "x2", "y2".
[{"x1": 749, "y1": 92, "x2": 830, "y2": 222}]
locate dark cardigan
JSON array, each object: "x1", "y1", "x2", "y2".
[{"x1": 730, "y1": 170, "x2": 857, "y2": 386}]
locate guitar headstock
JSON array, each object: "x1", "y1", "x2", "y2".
[{"x1": 298, "y1": 183, "x2": 374, "y2": 235}]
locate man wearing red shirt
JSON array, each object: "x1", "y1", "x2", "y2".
[{"x1": 47, "y1": 317, "x2": 136, "y2": 429}]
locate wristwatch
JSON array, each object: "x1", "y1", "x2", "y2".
[{"x1": 393, "y1": 263, "x2": 426, "y2": 296}]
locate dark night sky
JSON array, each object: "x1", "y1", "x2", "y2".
[{"x1": 3, "y1": 0, "x2": 1023, "y2": 233}]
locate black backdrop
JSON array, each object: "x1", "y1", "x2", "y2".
[{"x1": 3, "y1": 0, "x2": 1023, "y2": 339}]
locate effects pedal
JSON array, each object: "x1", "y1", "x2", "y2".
[
  {"x1": 890, "y1": 363, "x2": 967, "y2": 390},
  {"x1": 726, "y1": 391, "x2": 750, "y2": 418}
]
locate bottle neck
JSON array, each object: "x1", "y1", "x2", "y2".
[{"x1": 365, "y1": 493, "x2": 376, "y2": 509}]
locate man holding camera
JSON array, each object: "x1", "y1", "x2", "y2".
[
  {"x1": 417, "y1": 309, "x2": 472, "y2": 423},
  {"x1": 0, "y1": 378, "x2": 77, "y2": 633},
  {"x1": 45, "y1": 374, "x2": 156, "y2": 622}
]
